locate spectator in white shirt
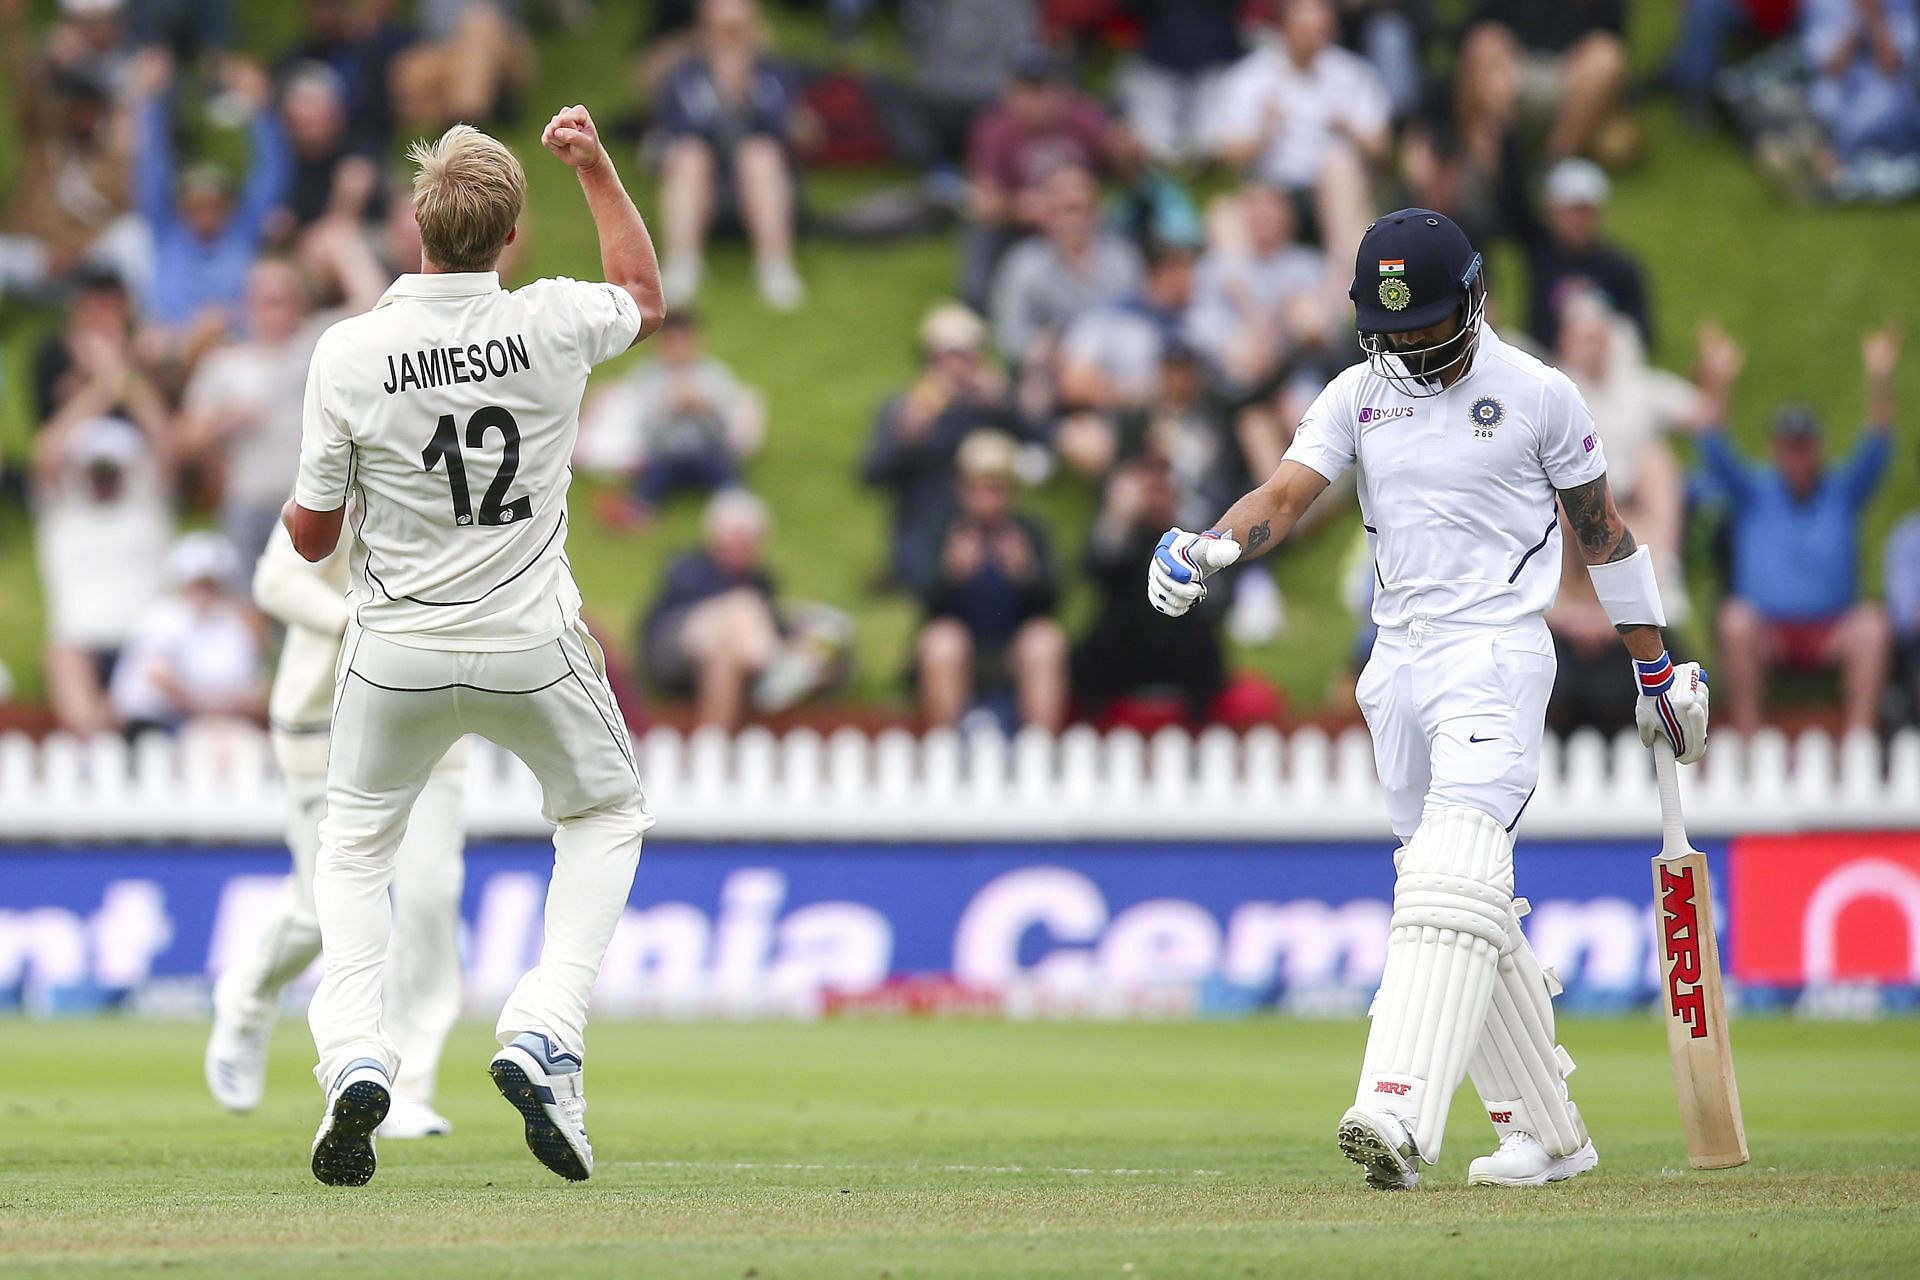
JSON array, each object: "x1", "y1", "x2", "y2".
[
  {"x1": 110, "y1": 533, "x2": 266, "y2": 737},
  {"x1": 1214, "y1": 0, "x2": 1389, "y2": 272},
  {"x1": 1552, "y1": 288, "x2": 1697, "y2": 615},
  {"x1": 176, "y1": 258, "x2": 331, "y2": 565},
  {"x1": 1115, "y1": 0, "x2": 1243, "y2": 167},
  {"x1": 1188, "y1": 180, "x2": 1328, "y2": 391},
  {"x1": 33, "y1": 414, "x2": 175, "y2": 737},
  {"x1": 1053, "y1": 239, "x2": 1198, "y2": 478},
  {"x1": 989, "y1": 164, "x2": 1143, "y2": 371},
  {"x1": 1544, "y1": 294, "x2": 1695, "y2": 734}
]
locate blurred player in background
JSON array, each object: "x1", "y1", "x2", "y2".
[
  {"x1": 205, "y1": 522, "x2": 467, "y2": 1141},
  {"x1": 1149, "y1": 209, "x2": 1709, "y2": 1190},
  {"x1": 285, "y1": 107, "x2": 664, "y2": 1185}
]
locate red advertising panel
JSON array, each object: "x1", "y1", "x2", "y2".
[{"x1": 1730, "y1": 833, "x2": 1920, "y2": 985}]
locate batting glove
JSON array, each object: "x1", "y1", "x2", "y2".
[
  {"x1": 1148, "y1": 528, "x2": 1241, "y2": 617},
  {"x1": 1634, "y1": 653, "x2": 1709, "y2": 765}
]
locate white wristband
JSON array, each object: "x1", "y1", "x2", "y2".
[{"x1": 1585, "y1": 543, "x2": 1667, "y2": 629}]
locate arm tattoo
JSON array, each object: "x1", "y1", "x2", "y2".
[
  {"x1": 1244, "y1": 521, "x2": 1272, "y2": 555},
  {"x1": 1557, "y1": 476, "x2": 1636, "y2": 563}
]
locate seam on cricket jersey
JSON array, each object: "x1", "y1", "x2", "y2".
[
  {"x1": 365, "y1": 508, "x2": 567, "y2": 608},
  {"x1": 1505, "y1": 516, "x2": 1558, "y2": 584},
  {"x1": 1505, "y1": 785, "x2": 1537, "y2": 834}
]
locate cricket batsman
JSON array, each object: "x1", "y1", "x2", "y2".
[
  {"x1": 205, "y1": 522, "x2": 467, "y2": 1141},
  {"x1": 1148, "y1": 209, "x2": 1709, "y2": 1189},
  {"x1": 284, "y1": 106, "x2": 665, "y2": 1185}
]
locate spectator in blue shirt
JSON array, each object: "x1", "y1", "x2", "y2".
[
  {"x1": 1804, "y1": 0, "x2": 1920, "y2": 164},
  {"x1": 130, "y1": 53, "x2": 290, "y2": 337},
  {"x1": 640, "y1": 488, "x2": 850, "y2": 727},
  {"x1": 1885, "y1": 502, "x2": 1920, "y2": 727},
  {"x1": 1704, "y1": 327, "x2": 1898, "y2": 737},
  {"x1": 641, "y1": 488, "x2": 786, "y2": 729}
]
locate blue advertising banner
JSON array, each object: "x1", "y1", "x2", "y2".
[{"x1": 0, "y1": 840, "x2": 1726, "y2": 1016}]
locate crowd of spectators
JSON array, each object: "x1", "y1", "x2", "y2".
[
  {"x1": 1693, "y1": 0, "x2": 1920, "y2": 202},
  {"x1": 822, "y1": 0, "x2": 1916, "y2": 736},
  {"x1": 1, "y1": 0, "x2": 1914, "y2": 744},
  {"x1": 0, "y1": 0, "x2": 544, "y2": 739}
]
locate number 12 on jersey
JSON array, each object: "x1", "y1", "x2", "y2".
[{"x1": 422, "y1": 406, "x2": 532, "y2": 526}]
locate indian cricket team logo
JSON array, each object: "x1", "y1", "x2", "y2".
[
  {"x1": 1377, "y1": 258, "x2": 1410, "y2": 311},
  {"x1": 1470, "y1": 395, "x2": 1505, "y2": 438}
]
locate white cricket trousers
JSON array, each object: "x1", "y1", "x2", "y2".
[
  {"x1": 217, "y1": 731, "x2": 467, "y2": 1104},
  {"x1": 1353, "y1": 614, "x2": 1589, "y2": 1161},
  {"x1": 1354, "y1": 616, "x2": 1557, "y2": 842},
  {"x1": 310, "y1": 620, "x2": 652, "y2": 1091}
]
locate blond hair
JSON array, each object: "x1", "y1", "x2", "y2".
[{"x1": 407, "y1": 125, "x2": 525, "y2": 273}]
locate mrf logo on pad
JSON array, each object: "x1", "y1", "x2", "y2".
[{"x1": 1659, "y1": 863, "x2": 1708, "y2": 1039}]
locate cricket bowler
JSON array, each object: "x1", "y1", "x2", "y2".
[
  {"x1": 1148, "y1": 209, "x2": 1710, "y2": 1189},
  {"x1": 284, "y1": 106, "x2": 665, "y2": 1186},
  {"x1": 205, "y1": 522, "x2": 467, "y2": 1142}
]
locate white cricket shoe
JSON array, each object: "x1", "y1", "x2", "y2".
[
  {"x1": 310, "y1": 1059, "x2": 392, "y2": 1186},
  {"x1": 1468, "y1": 1130, "x2": 1599, "y2": 1187},
  {"x1": 489, "y1": 1032, "x2": 593, "y2": 1181},
  {"x1": 205, "y1": 1016, "x2": 272, "y2": 1113},
  {"x1": 378, "y1": 1095, "x2": 452, "y2": 1139},
  {"x1": 1338, "y1": 1106, "x2": 1420, "y2": 1191}
]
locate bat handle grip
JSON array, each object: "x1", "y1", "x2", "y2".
[{"x1": 1652, "y1": 737, "x2": 1688, "y2": 855}]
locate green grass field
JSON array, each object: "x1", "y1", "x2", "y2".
[{"x1": 4, "y1": 1016, "x2": 1917, "y2": 1278}]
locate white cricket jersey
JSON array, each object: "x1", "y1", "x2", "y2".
[
  {"x1": 1283, "y1": 326, "x2": 1607, "y2": 629},
  {"x1": 294, "y1": 271, "x2": 641, "y2": 651}
]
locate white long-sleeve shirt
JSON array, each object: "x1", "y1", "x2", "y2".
[{"x1": 254, "y1": 522, "x2": 350, "y2": 772}]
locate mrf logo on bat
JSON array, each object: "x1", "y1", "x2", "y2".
[{"x1": 1659, "y1": 863, "x2": 1708, "y2": 1039}]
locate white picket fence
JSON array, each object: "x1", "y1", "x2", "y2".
[{"x1": 1, "y1": 724, "x2": 1917, "y2": 842}]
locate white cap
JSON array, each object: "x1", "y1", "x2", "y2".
[
  {"x1": 704, "y1": 487, "x2": 770, "y2": 539},
  {"x1": 72, "y1": 416, "x2": 145, "y2": 469},
  {"x1": 1544, "y1": 158, "x2": 1610, "y2": 208},
  {"x1": 956, "y1": 429, "x2": 1019, "y2": 481},
  {"x1": 164, "y1": 532, "x2": 240, "y2": 589},
  {"x1": 919, "y1": 301, "x2": 987, "y2": 354}
]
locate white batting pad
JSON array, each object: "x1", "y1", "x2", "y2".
[
  {"x1": 1355, "y1": 806, "x2": 1514, "y2": 1162},
  {"x1": 1467, "y1": 898, "x2": 1590, "y2": 1157}
]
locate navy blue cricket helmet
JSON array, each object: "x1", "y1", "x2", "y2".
[{"x1": 1350, "y1": 209, "x2": 1487, "y2": 395}]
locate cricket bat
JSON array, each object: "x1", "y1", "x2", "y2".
[{"x1": 1650, "y1": 738, "x2": 1749, "y2": 1169}]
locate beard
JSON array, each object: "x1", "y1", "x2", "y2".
[{"x1": 1390, "y1": 313, "x2": 1471, "y2": 380}]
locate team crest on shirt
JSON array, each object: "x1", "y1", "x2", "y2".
[{"x1": 1469, "y1": 396, "x2": 1505, "y2": 438}]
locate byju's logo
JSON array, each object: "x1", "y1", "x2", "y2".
[{"x1": 1358, "y1": 406, "x2": 1414, "y2": 424}]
